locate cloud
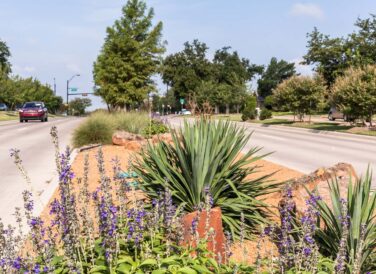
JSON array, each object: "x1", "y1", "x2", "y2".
[{"x1": 290, "y1": 3, "x2": 324, "y2": 20}]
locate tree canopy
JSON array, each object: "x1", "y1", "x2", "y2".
[
  {"x1": 303, "y1": 15, "x2": 376, "y2": 86},
  {"x1": 161, "y1": 41, "x2": 262, "y2": 113},
  {"x1": 331, "y1": 65, "x2": 376, "y2": 126},
  {"x1": 93, "y1": 0, "x2": 165, "y2": 111},
  {"x1": 68, "y1": 98, "x2": 92, "y2": 116},
  {"x1": 0, "y1": 75, "x2": 63, "y2": 113},
  {"x1": 257, "y1": 57, "x2": 296, "y2": 98},
  {"x1": 0, "y1": 39, "x2": 11, "y2": 75},
  {"x1": 273, "y1": 75, "x2": 326, "y2": 121}
]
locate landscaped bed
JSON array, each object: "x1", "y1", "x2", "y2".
[{"x1": 2, "y1": 119, "x2": 375, "y2": 273}]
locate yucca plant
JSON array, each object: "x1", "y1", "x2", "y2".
[
  {"x1": 134, "y1": 119, "x2": 279, "y2": 239},
  {"x1": 313, "y1": 170, "x2": 376, "y2": 273}
]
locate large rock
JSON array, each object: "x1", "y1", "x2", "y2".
[
  {"x1": 264, "y1": 163, "x2": 357, "y2": 217},
  {"x1": 112, "y1": 131, "x2": 145, "y2": 151},
  {"x1": 181, "y1": 207, "x2": 226, "y2": 262},
  {"x1": 151, "y1": 133, "x2": 174, "y2": 144}
]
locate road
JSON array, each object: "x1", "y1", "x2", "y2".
[
  {"x1": 0, "y1": 117, "x2": 84, "y2": 226},
  {"x1": 168, "y1": 117, "x2": 376, "y2": 187}
]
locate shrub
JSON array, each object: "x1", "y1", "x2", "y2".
[
  {"x1": 259, "y1": 109, "x2": 272, "y2": 120},
  {"x1": 332, "y1": 65, "x2": 376, "y2": 126},
  {"x1": 72, "y1": 111, "x2": 151, "y2": 147},
  {"x1": 142, "y1": 119, "x2": 169, "y2": 137},
  {"x1": 263, "y1": 95, "x2": 274, "y2": 110},
  {"x1": 134, "y1": 119, "x2": 279, "y2": 239},
  {"x1": 72, "y1": 112, "x2": 114, "y2": 147},
  {"x1": 241, "y1": 95, "x2": 257, "y2": 121},
  {"x1": 273, "y1": 75, "x2": 326, "y2": 121},
  {"x1": 313, "y1": 171, "x2": 376, "y2": 273}
]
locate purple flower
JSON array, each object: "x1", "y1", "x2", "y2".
[{"x1": 12, "y1": 257, "x2": 22, "y2": 270}]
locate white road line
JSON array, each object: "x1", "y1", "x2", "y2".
[{"x1": 256, "y1": 133, "x2": 285, "y2": 141}]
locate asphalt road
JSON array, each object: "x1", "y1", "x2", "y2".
[
  {"x1": 168, "y1": 117, "x2": 376, "y2": 187},
  {"x1": 0, "y1": 117, "x2": 84, "y2": 226}
]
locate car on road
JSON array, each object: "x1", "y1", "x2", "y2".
[
  {"x1": 328, "y1": 106, "x2": 353, "y2": 122},
  {"x1": 0, "y1": 103, "x2": 8, "y2": 111},
  {"x1": 19, "y1": 101, "x2": 48, "y2": 122}
]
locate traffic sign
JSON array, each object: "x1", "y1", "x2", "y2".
[
  {"x1": 180, "y1": 98, "x2": 185, "y2": 104},
  {"x1": 69, "y1": 87, "x2": 78, "y2": 92},
  {"x1": 82, "y1": 93, "x2": 88, "y2": 96}
]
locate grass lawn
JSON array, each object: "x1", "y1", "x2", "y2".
[
  {"x1": 0, "y1": 111, "x2": 19, "y2": 121},
  {"x1": 247, "y1": 118, "x2": 376, "y2": 137}
]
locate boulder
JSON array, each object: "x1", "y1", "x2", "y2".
[
  {"x1": 151, "y1": 133, "x2": 174, "y2": 144},
  {"x1": 181, "y1": 207, "x2": 226, "y2": 262},
  {"x1": 112, "y1": 131, "x2": 145, "y2": 151},
  {"x1": 264, "y1": 163, "x2": 357, "y2": 217}
]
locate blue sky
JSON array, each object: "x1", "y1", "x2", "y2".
[{"x1": 0, "y1": 0, "x2": 375, "y2": 109}]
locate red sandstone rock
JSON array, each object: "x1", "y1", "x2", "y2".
[{"x1": 181, "y1": 207, "x2": 226, "y2": 262}]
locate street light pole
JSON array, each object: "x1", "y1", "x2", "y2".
[{"x1": 66, "y1": 74, "x2": 80, "y2": 115}]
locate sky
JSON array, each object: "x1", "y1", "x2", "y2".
[{"x1": 0, "y1": 0, "x2": 375, "y2": 109}]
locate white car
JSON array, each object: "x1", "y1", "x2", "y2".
[{"x1": 182, "y1": 110, "x2": 191, "y2": 115}]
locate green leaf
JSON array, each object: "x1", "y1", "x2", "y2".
[
  {"x1": 139, "y1": 258, "x2": 158, "y2": 267},
  {"x1": 177, "y1": 266, "x2": 197, "y2": 274}
]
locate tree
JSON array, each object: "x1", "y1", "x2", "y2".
[
  {"x1": 241, "y1": 94, "x2": 257, "y2": 121},
  {"x1": 68, "y1": 98, "x2": 92, "y2": 116},
  {"x1": 331, "y1": 65, "x2": 376, "y2": 126},
  {"x1": 212, "y1": 47, "x2": 262, "y2": 114},
  {"x1": 161, "y1": 40, "x2": 213, "y2": 104},
  {"x1": 257, "y1": 57, "x2": 296, "y2": 98},
  {"x1": 93, "y1": 0, "x2": 165, "y2": 111},
  {"x1": 162, "y1": 42, "x2": 262, "y2": 114},
  {"x1": 0, "y1": 75, "x2": 63, "y2": 113},
  {"x1": 0, "y1": 39, "x2": 11, "y2": 75},
  {"x1": 273, "y1": 75, "x2": 326, "y2": 121},
  {"x1": 303, "y1": 15, "x2": 376, "y2": 86}
]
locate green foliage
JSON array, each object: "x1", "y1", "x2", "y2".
[
  {"x1": 142, "y1": 119, "x2": 168, "y2": 138},
  {"x1": 313, "y1": 170, "x2": 376, "y2": 273},
  {"x1": 68, "y1": 98, "x2": 92, "y2": 116},
  {"x1": 259, "y1": 109, "x2": 272, "y2": 120},
  {"x1": 304, "y1": 15, "x2": 376, "y2": 85},
  {"x1": 0, "y1": 39, "x2": 11, "y2": 75},
  {"x1": 93, "y1": 0, "x2": 165, "y2": 110},
  {"x1": 0, "y1": 75, "x2": 63, "y2": 113},
  {"x1": 162, "y1": 41, "x2": 262, "y2": 112},
  {"x1": 73, "y1": 112, "x2": 115, "y2": 147},
  {"x1": 134, "y1": 119, "x2": 279, "y2": 239},
  {"x1": 263, "y1": 95, "x2": 274, "y2": 110},
  {"x1": 331, "y1": 65, "x2": 376, "y2": 126},
  {"x1": 241, "y1": 95, "x2": 257, "y2": 121},
  {"x1": 273, "y1": 75, "x2": 326, "y2": 121},
  {"x1": 257, "y1": 57, "x2": 296, "y2": 98},
  {"x1": 72, "y1": 111, "x2": 150, "y2": 147}
]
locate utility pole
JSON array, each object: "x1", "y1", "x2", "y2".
[
  {"x1": 53, "y1": 78, "x2": 56, "y2": 95},
  {"x1": 66, "y1": 74, "x2": 80, "y2": 116}
]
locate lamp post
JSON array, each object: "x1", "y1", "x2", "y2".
[{"x1": 66, "y1": 74, "x2": 80, "y2": 115}]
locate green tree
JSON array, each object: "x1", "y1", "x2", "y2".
[
  {"x1": 162, "y1": 40, "x2": 213, "y2": 103},
  {"x1": 257, "y1": 57, "x2": 296, "y2": 98},
  {"x1": 303, "y1": 15, "x2": 376, "y2": 86},
  {"x1": 93, "y1": 0, "x2": 165, "y2": 111},
  {"x1": 68, "y1": 98, "x2": 92, "y2": 116},
  {"x1": 212, "y1": 47, "x2": 262, "y2": 114},
  {"x1": 331, "y1": 65, "x2": 376, "y2": 126},
  {"x1": 273, "y1": 75, "x2": 326, "y2": 121},
  {"x1": 0, "y1": 39, "x2": 11, "y2": 75}
]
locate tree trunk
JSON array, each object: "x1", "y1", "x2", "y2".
[
  {"x1": 236, "y1": 104, "x2": 240, "y2": 114},
  {"x1": 215, "y1": 105, "x2": 219, "y2": 114},
  {"x1": 225, "y1": 104, "x2": 230, "y2": 115}
]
